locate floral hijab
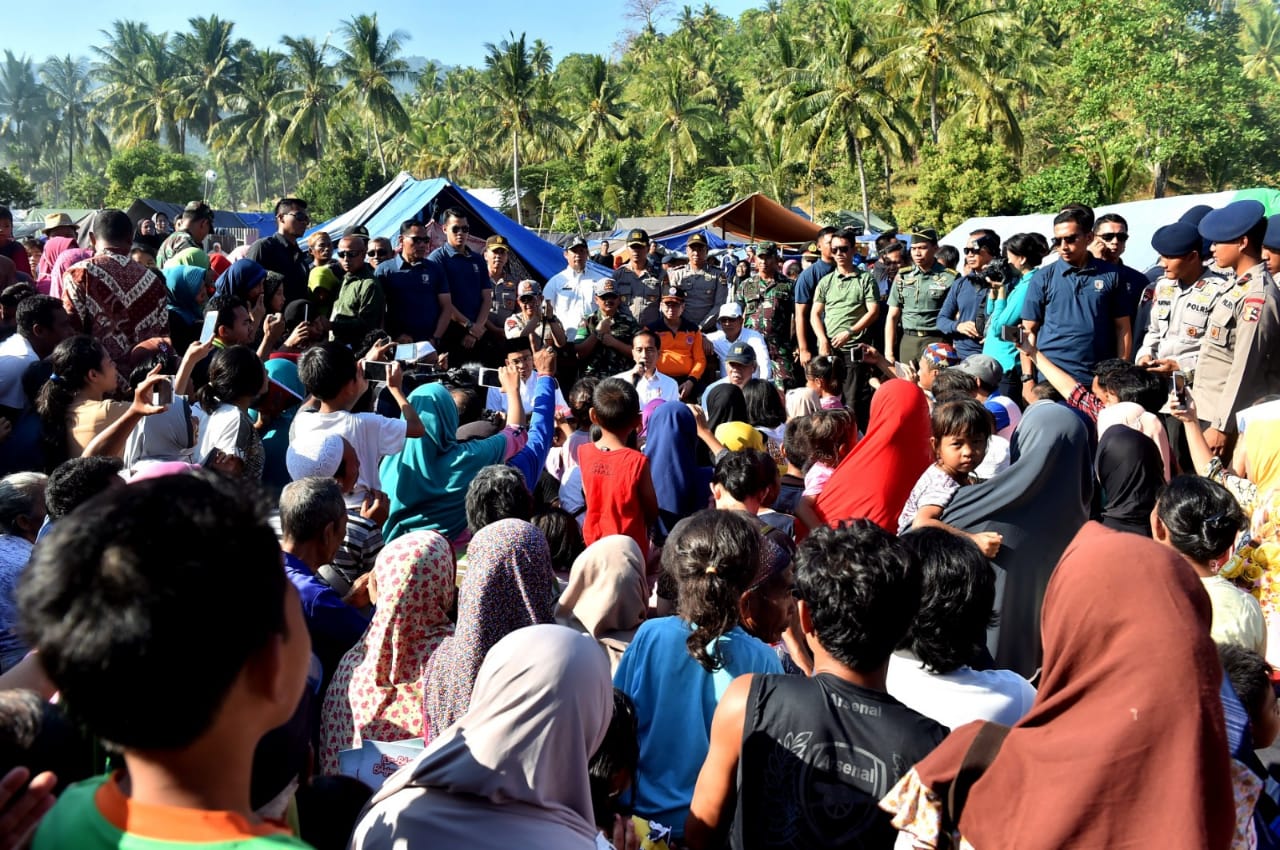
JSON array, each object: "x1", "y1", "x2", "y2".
[{"x1": 319, "y1": 530, "x2": 455, "y2": 774}]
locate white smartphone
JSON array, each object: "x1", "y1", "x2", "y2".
[
  {"x1": 478, "y1": 367, "x2": 503, "y2": 388},
  {"x1": 394, "y1": 343, "x2": 417, "y2": 363},
  {"x1": 199, "y1": 312, "x2": 219, "y2": 344}
]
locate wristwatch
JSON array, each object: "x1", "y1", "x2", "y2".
[{"x1": 1020, "y1": 375, "x2": 1036, "y2": 383}]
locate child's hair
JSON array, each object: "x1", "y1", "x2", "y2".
[
  {"x1": 929, "y1": 368, "x2": 978, "y2": 399},
  {"x1": 18, "y1": 473, "x2": 287, "y2": 750},
  {"x1": 128, "y1": 350, "x2": 179, "y2": 391},
  {"x1": 592, "y1": 377, "x2": 641, "y2": 435},
  {"x1": 465, "y1": 464, "x2": 532, "y2": 532},
  {"x1": 299, "y1": 341, "x2": 358, "y2": 402},
  {"x1": 783, "y1": 417, "x2": 810, "y2": 469},
  {"x1": 568, "y1": 376, "x2": 599, "y2": 431},
  {"x1": 930, "y1": 398, "x2": 994, "y2": 444},
  {"x1": 1106, "y1": 366, "x2": 1166, "y2": 413},
  {"x1": 713, "y1": 449, "x2": 768, "y2": 504},
  {"x1": 295, "y1": 775, "x2": 375, "y2": 850},
  {"x1": 899, "y1": 527, "x2": 997, "y2": 674},
  {"x1": 205, "y1": 294, "x2": 248, "y2": 339},
  {"x1": 0, "y1": 689, "x2": 95, "y2": 795},
  {"x1": 795, "y1": 519, "x2": 922, "y2": 672},
  {"x1": 663, "y1": 509, "x2": 761, "y2": 671},
  {"x1": 532, "y1": 507, "x2": 585, "y2": 573},
  {"x1": 36, "y1": 335, "x2": 108, "y2": 471},
  {"x1": 194, "y1": 345, "x2": 267, "y2": 414},
  {"x1": 1219, "y1": 643, "x2": 1273, "y2": 726},
  {"x1": 742, "y1": 378, "x2": 787, "y2": 429},
  {"x1": 588, "y1": 688, "x2": 640, "y2": 832},
  {"x1": 804, "y1": 409, "x2": 854, "y2": 468},
  {"x1": 1156, "y1": 475, "x2": 1247, "y2": 562},
  {"x1": 805, "y1": 354, "x2": 846, "y2": 393},
  {"x1": 45, "y1": 456, "x2": 123, "y2": 520}
]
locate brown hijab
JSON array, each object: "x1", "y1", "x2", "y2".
[
  {"x1": 555, "y1": 535, "x2": 647, "y2": 671},
  {"x1": 910, "y1": 522, "x2": 1235, "y2": 850}
]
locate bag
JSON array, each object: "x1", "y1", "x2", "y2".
[{"x1": 937, "y1": 722, "x2": 1010, "y2": 849}]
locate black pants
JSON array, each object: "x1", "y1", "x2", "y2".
[{"x1": 841, "y1": 352, "x2": 875, "y2": 433}]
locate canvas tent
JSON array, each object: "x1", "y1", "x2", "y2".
[
  {"x1": 649, "y1": 193, "x2": 822, "y2": 246},
  {"x1": 940, "y1": 188, "x2": 1280, "y2": 272},
  {"x1": 652, "y1": 227, "x2": 731, "y2": 253},
  {"x1": 306, "y1": 173, "x2": 578, "y2": 283}
]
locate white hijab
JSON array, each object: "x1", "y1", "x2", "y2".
[{"x1": 351, "y1": 624, "x2": 613, "y2": 850}]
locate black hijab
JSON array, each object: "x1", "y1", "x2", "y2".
[{"x1": 1096, "y1": 425, "x2": 1164, "y2": 538}]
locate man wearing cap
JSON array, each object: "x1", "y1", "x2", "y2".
[
  {"x1": 1191, "y1": 199, "x2": 1280, "y2": 457},
  {"x1": 741, "y1": 241, "x2": 797, "y2": 388},
  {"x1": 156, "y1": 201, "x2": 214, "y2": 269},
  {"x1": 505, "y1": 281, "x2": 567, "y2": 351},
  {"x1": 574, "y1": 279, "x2": 640, "y2": 377},
  {"x1": 614, "y1": 228, "x2": 663, "y2": 326},
  {"x1": 376, "y1": 219, "x2": 450, "y2": 345},
  {"x1": 42, "y1": 213, "x2": 78, "y2": 241},
  {"x1": 483, "y1": 234, "x2": 519, "y2": 342},
  {"x1": 543, "y1": 236, "x2": 602, "y2": 333},
  {"x1": 648, "y1": 286, "x2": 706, "y2": 400},
  {"x1": 1136, "y1": 222, "x2": 1229, "y2": 376},
  {"x1": 246, "y1": 197, "x2": 312, "y2": 303},
  {"x1": 427, "y1": 207, "x2": 492, "y2": 363},
  {"x1": 700, "y1": 341, "x2": 757, "y2": 407},
  {"x1": 813, "y1": 227, "x2": 880, "y2": 427},
  {"x1": 937, "y1": 229, "x2": 1000, "y2": 360},
  {"x1": 886, "y1": 227, "x2": 958, "y2": 366},
  {"x1": 794, "y1": 226, "x2": 837, "y2": 368},
  {"x1": 617, "y1": 328, "x2": 680, "y2": 405},
  {"x1": 667, "y1": 232, "x2": 726, "y2": 332},
  {"x1": 706, "y1": 302, "x2": 771, "y2": 382},
  {"x1": 1019, "y1": 207, "x2": 1131, "y2": 395},
  {"x1": 592, "y1": 239, "x2": 613, "y2": 269},
  {"x1": 0, "y1": 208, "x2": 30, "y2": 279},
  {"x1": 800, "y1": 241, "x2": 821, "y2": 271},
  {"x1": 957, "y1": 354, "x2": 1021, "y2": 440}
]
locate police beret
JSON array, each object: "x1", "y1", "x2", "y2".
[
  {"x1": 1178, "y1": 204, "x2": 1214, "y2": 227},
  {"x1": 1151, "y1": 222, "x2": 1202, "y2": 258},
  {"x1": 1264, "y1": 215, "x2": 1280, "y2": 251},
  {"x1": 1198, "y1": 200, "x2": 1265, "y2": 243}
]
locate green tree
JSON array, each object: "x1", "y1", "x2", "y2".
[
  {"x1": 1015, "y1": 154, "x2": 1103, "y2": 212},
  {"x1": 211, "y1": 47, "x2": 287, "y2": 206},
  {"x1": 173, "y1": 16, "x2": 245, "y2": 144},
  {"x1": 104, "y1": 141, "x2": 201, "y2": 207},
  {"x1": 635, "y1": 57, "x2": 718, "y2": 214},
  {"x1": 0, "y1": 167, "x2": 37, "y2": 207},
  {"x1": 897, "y1": 127, "x2": 1020, "y2": 231},
  {"x1": 0, "y1": 51, "x2": 49, "y2": 174},
  {"x1": 277, "y1": 36, "x2": 339, "y2": 163},
  {"x1": 64, "y1": 171, "x2": 109, "y2": 208},
  {"x1": 294, "y1": 149, "x2": 385, "y2": 220},
  {"x1": 335, "y1": 14, "x2": 410, "y2": 178},
  {"x1": 40, "y1": 55, "x2": 103, "y2": 194},
  {"x1": 561, "y1": 55, "x2": 631, "y2": 153}
]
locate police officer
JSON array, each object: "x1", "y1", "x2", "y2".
[
  {"x1": 885, "y1": 227, "x2": 958, "y2": 365},
  {"x1": 614, "y1": 228, "x2": 663, "y2": 326},
  {"x1": 740, "y1": 241, "x2": 797, "y2": 388},
  {"x1": 1191, "y1": 200, "x2": 1280, "y2": 458},
  {"x1": 667, "y1": 232, "x2": 726, "y2": 332},
  {"x1": 1136, "y1": 222, "x2": 1228, "y2": 375}
]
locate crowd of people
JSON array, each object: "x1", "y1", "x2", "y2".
[{"x1": 0, "y1": 193, "x2": 1278, "y2": 849}]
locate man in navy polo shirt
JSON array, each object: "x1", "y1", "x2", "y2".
[
  {"x1": 376, "y1": 219, "x2": 450, "y2": 344},
  {"x1": 1090, "y1": 213, "x2": 1150, "y2": 327},
  {"x1": 938, "y1": 228, "x2": 1000, "y2": 359},
  {"x1": 428, "y1": 207, "x2": 492, "y2": 362},
  {"x1": 793, "y1": 225, "x2": 837, "y2": 368},
  {"x1": 1020, "y1": 206, "x2": 1131, "y2": 399}
]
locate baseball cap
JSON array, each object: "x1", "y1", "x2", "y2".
[
  {"x1": 183, "y1": 200, "x2": 214, "y2": 222},
  {"x1": 486, "y1": 234, "x2": 511, "y2": 250},
  {"x1": 594, "y1": 279, "x2": 618, "y2": 297},
  {"x1": 718, "y1": 302, "x2": 744, "y2": 319},
  {"x1": 921, "y1": 342, "x2": 960, "y2": 368},
  {"x1": 566, "y1": 235, "x2": 588, "y2": 250},
  {"x1": 343, "y1": 224, "x2": 370, "y2": 238},
  {"x1": 517, "y1": 280, "x2": 537, "y2": 298},
  {"x1": 286, "y1": 432, "x2": 345, "y2": 481},
  {"x1": 661, "y1": 286, "x2": 686, "y2": 302},
  {"x1": 957, "y1": 353, "x2": 1004, "y2": 388},
  {"x1": 757, "y1": 241, "x2": 780, "y2": 258},
  {"x1": 725, "y1": 341, "x2": 757, "y2": 365},
  {"x1": 627, "y1": 228, "x2": 649, "y2": 247}
]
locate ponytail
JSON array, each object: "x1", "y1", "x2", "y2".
[{"x1": 36, "y1": 336, "x2": 106, "y2": 472}]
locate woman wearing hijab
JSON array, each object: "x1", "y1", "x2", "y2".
[
  {"x1": 213, "y1": 257, "x2": 267, "y2": 303},
  {"x1": 942, "y1": 402, "x2": 1093, "y2": 676},
  {"x1": 46, "y1": 242, "x2": 92, "y2": 301},
  {"x1": 422, "y1": 518, "x2": 557, "y2": 739},
  {"x1": 702, "y1": 383, "x2": 749, "y2": 465},
  {"x1": 1096, "y1": 425, "x2": 1164, "y2": 537},
  {"x1": 380, "y1": 383, "x2": 524, "y2": 544},
  {"x1": 166, "y1": 246, "x2": 210, "y2": 271},
  {"x1": 556, "y1": 535, "x2": 648, "y2": 672},
  {"x1": 813, "y1": 379, "x2": 932, "y2": 532},
  {"x1": 164, "y1": 265, "x2": 207, "y2": 353},
  {"x1": 319, "y1": 530, "x2": 455, "y2": 775},
  {"x1": 256, "y1": 359, "x2": 307, "y2": 494},
  {"x1": 645, "y1": 401, "x2": 711, "y2": 538},
  {"x1": 35, "y1": 236, "x2": 77, "y2": 293},
  {"x1": 352, "y1": 625, "x2": 612, "y2": 850},
  {"x1": 882, "y1": 522, "x2": 1245, "y2": 850}
]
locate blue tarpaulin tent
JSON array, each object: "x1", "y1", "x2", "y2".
[
  {"x1": 651, "y1": 227, "x2": 731, "y2": 253},
  {"x1": 307, "y1": 173, "x2": 572, "y2": 283}
]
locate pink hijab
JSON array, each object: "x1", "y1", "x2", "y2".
[
  {"x1": 48, "y1": 244, "x2": 93, "y2": 300},
  {"x1": 36, "y1": 237, "x2": 75, "y2": 293}
]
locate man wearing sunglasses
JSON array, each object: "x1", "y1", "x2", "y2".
[
  {"x1": 1020, "y1": 206, "x2": 1131, "y2": 394},
  {"x1": 1090, "y1": 213, "x2": 1149, "y2": 327},
  {"x1": 813, "y1": 228, "x2": 879, "y2": 427},
  {"x1": 328, "y1": 235, "x2": 384, "y2": 347},
  {"x1": 246, "y1": 197, "x2": 312, "y2": 303},
  {"x1": 574, "y1": 279, "x2": 640, "y2": 377},
  {"x1": 483, "y1": 234, "x2": 519, "y2": 342},
  {"x1": 366, "y1": 237, "x2": 393, "y2": 269},
  {"x1": 885, "y1": 227, "x2": 957, "y2": 366},
  {"x1": 428, "y1": 207, "x2": 492, "y2": 363},
  {"x1": 937, "y1": 229, "x2": 1000, "y2": 360},
  {"x1": 376, "y1": 219, "x2": 450, "y2": 345}
]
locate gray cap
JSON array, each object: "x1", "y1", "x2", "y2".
[{"x1": 957, "y1": 353, "x2": 1004, "y2": 388}]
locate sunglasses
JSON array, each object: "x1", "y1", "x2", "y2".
[
  {"x1": 519, "y1": 295, "x2": 537, "y2": 303},
  {"x1": 831, "y1": 245, "x2": 851, "y2": 254},
  {"x1": 1098, "y1": 232, "x2": 1130, "y2": 243},
  {"x1": 335, "y1": 250, "x2": 359, "y2": 258},
  {"x1": 1054, "y1": 233, "x2": 1083, "y2": 246},
  {"x1": 367, "y1": 250, "x2": 390, "y2": 259},
  {"x1": 598, "y1": 294, "x2": 620, "y2": 302},
  {"x1": 409, "y1": 236, "x2": 430, "y2": 244},
  {"x1": 449, "y1": 226, "x2": 470, "y2": 234},
  {"x1": 284, "y1": 212, "x2": 311, "y2": 223},
  {"x1": 718, "y1": 316, "x2": 742, "y2": 323},
  {"x1": 963, "y1": 246, "x2": 982, "y2": 255}
]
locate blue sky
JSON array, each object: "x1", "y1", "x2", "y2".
[{"x1": 8, "y1": 0, "x2": 764, "y2": 67}]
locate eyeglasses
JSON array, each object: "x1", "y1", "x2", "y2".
[
  {"x1": 1098, "y1": 232, "x2": 1130, "y2": 243},
  {"x1": 718, "y1": 317, "x2": 742, "y2": 324},
  {"x1": 449, "y1": 226, "x2": 470, "y2": 234},
  {"x1": 367, "y1": 250, "x2": 390, "y2": 259},
  {"x1": 409, "y1": 236, "x2": 430, "y2": 244},
  {"x1": 963, "y1": 247, "x2": 982, "y2": 255},
  {"x1": 335, "y1": 250, "x2": 359, "y2": 258},
  {"x1": 830, "y1": 245, "x2": 851, "y2": 254},
  {"x1": 284, "y1": 212, "x2": 311, "y2": 223},
  {"x1": 1054, "y1": 233, "x2": 1083, "y2": 246}
]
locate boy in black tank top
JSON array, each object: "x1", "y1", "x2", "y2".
[{"x1": 685, "y1": 520, "x2": 946, "y2": 850}]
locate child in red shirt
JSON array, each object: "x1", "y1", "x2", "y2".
[{"x1": 580, "y1": 377, "x2": 659, "y2": 558}]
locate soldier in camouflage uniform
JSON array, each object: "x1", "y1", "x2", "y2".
[{"x1": 739, "y1": 242, "x2": 797, "y2": 388}]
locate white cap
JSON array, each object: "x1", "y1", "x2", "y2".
[
  {"x1": 718, "y1": 302, "x2": 744, "y2": 319},
  {"x1": 286, "y1": 431, "x2": 345, "y2": 481}
]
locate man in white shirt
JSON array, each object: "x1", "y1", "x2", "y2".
[
  {"x1": 486, "y1": 342, "x2": 566, "y2": 419},
  {"x1": 705, "y1": 302, "x2": 771, "y2": 381},
  {"x1": 0, "y1": 295, "x2": 73, "y2": 411},
  {"x1": 542, "y1": 236, "x2": 602, "y2": 331},
  {"x1": 613, "y1": 328, "x2": 679, "y2": 405}
]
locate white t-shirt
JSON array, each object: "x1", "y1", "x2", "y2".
[
  {"x1": 485, "y1": 374, "x2": 566, "y2": 419},
  {"x1": 0, "y1": 334, "x2": 37, "y2": 409},
  {"x1": 612, "y1": 368, "x2": 680, "y2": 405},
  {"x1": 1202, "y1": 575, "x2": 1268, "y2": 658},
  {"x1": 291, "y1": 409, "x2": 408, "y2": 493},
  {"x1": 886, "y1": 651, "x2": 1037, "y2": 729},
  {"x1": 704, "y1": 326, "x2": 772, "y2": 381},
  {"x1": 542, "y1": 268, "x2": 601, "y2": 331}
]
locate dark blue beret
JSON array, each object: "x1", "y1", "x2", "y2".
[
  {"x1": 1199, "y1": 200, "x2": 1265, "y2": 243},
  {"x1": 1264, "y1": 214, "x2": 1280, "y2": 251},
  {"x1": 1178, "y1": 204, "x2": 1214, "y2": 227},
  {"x1": 1151, "y1": 222, "x2": 1202, "y2": 258}
]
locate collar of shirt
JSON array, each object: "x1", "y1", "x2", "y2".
[
  {"x1": 442, "y1": 243, "x2": 471, "y2": 258},
  {"x1": 282, "y1": 550, "x2": 313, "y2": 577},
  {"x1": 1234, "y1": 262, "x2": 1267, "y2": 286},
  {"x1": 392, "y1": 255, "x2": 426, "y2": 271}
]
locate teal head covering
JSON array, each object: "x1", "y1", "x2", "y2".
[
  {"x1": 380, "y1": 383, "x2": 508, "y2": 542},
  {"x1": 163, "y1": 265, "x2": 207, "y2": 325},
  {"x1": 169, "y1": 246, "x2": 210, "y2": 270}
]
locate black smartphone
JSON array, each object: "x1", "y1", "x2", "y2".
[
  {"x1": 998, "y1": 324, "x2": 1024, "y2": 345},
  {"x1": 362, "y1": 360, "x2": 388, "y2": 382},
  {"x1": 1170, "y1": 371, "x2": 1187, "y2": 405},
  {"x1": 850, "y1": 345, "x2": 864, "y2": 362}
]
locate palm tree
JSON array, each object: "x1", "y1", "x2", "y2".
[
  {"x1": 634, "y1": 56, "x2": 718, "y2": 214},
  {"x1": 92, "y1": 24, "x2": 185, "y2": 150},
  {"x1": 790, "y1": 0, "x2": 916, "y2": 228},
  {"x1": 212, "y1": 47, "x2": 287, "y2": 205},
  {"x1": 40, "y1": 55, "x2": 95, "y2": 178},
  {"x1": 564, "y1": 55, "x2": 630, "y2": 152},
  {"x1": 0, "y1": 51, "x2": 49, "y2": 174},
  {"x1": 276, "y1": 36, "x2": 339, "y2": 163},
  {"x1": 335, "y1": 14, "x2": 410, "y2": 178},
  {"x1": 1242, "y1": 0, "x2": 1280, "y2": 83},
  {"x1": 173, "y1": 15, "x2": 245, "y2": 144}
]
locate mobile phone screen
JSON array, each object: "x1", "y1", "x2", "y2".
[
  {"x1": 394, "y1": 343, "x2": 417, "y2": 362},
  {"x1": 479, "y1": 367, "x2": 503, "y2": 388},
  {"x1": 362, "y1": 360, "x2": 388, "y2": 382},
  {"x1": 199, "y1": 312, "x2": 219, "y2": 344},
  {"x1": 151, "y1": 378, "x2": 174, "y2": 406}
]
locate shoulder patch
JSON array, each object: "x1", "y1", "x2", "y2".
[{"x1": 1243, "y1": 295, "x2": 1265, "y2": 323}]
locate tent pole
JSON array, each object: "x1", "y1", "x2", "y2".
[{"x1": 750, "y1": 197, "x2": 756, "y2": 243}]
